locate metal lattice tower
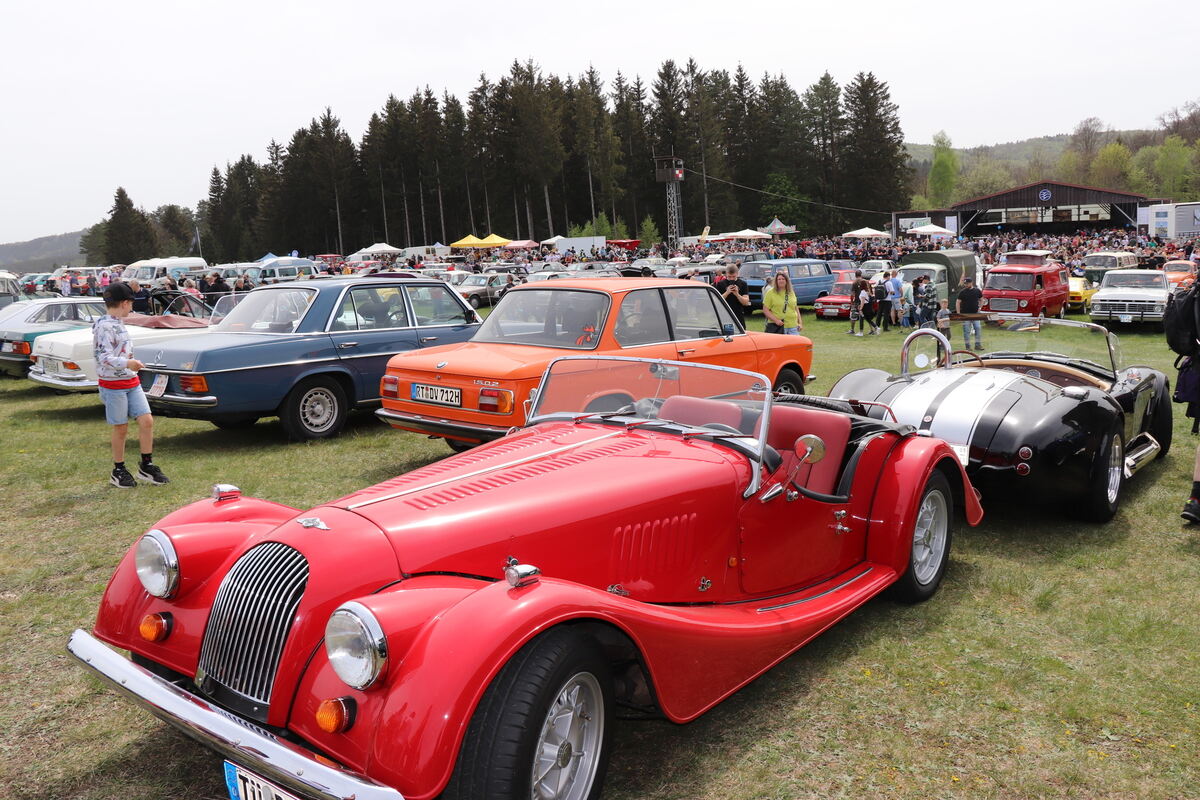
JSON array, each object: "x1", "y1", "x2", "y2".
[{"x1": 665, "y1": 182, "x2": 681, "y2": 249}]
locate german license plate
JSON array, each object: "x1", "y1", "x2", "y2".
[
  {"x1": 822, "y1": 308, "x2": 839, "y2": 316},
  {"x1": 224, "y1": 761, "x2": 299, "y2": 800},
  {"x1": 146, "y1": 373, "x2": 168, "y2": 398},
  {"x1": 43, "y1": 358, "x2": 60, "y2": 373},
  {"x1": 1118, "y1": 314, "x2": 1132, "y2": 323},
  {"x1": 412, "y1": 382, "x2": 461, "y2": 406}
]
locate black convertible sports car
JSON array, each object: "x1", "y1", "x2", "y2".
[{"x1": 824, "y1": 317, "x2": 1171, "y2": 522}]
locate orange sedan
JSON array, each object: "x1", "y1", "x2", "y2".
[{"x1": 377, "y1": 278, "x2": 815, "y2": 450}]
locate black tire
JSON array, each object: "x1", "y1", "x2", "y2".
[
  {"x1": 892, "y1": 470, "x2": 954, "y2": 604},
  {"x1": 1077, "y1": 423, "x2": 1124, "y2": 522},
  {"x1": 773, "y1": 367, "x2": 805, "y2": 395},
  {"x1": 211, "y1": 417, "x2": 259, "y2": 430},
  {"x1": 469, "y1": 295, "x2": 482, "y2": 309},
  {"x1": 1055, "y1": 304, "x2": 1066, "y2": 319},
  {"x1": 279, "y1": 376, "x2": 347, "y2": 441},
  {"x1": 446, "y1": 438, "x2": 477, "y2": 453},
  {"x1": 1150, "y1": 380, "x2": 1173, "y2": 459},
  {"x1": 443, "y1": 628, "x2": 613, "y2": 800}
]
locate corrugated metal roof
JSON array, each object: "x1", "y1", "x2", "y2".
[{"x1": 953, "y1": 180, "x2": 1147, "y2": 210}]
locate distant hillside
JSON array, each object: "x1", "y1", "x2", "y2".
[
  {"x1": 906, "y1": 130, "x2": 1156, "y2": 166},
  {"x1": 0, "y1": 230, "x2": 85, "y2": 275}
]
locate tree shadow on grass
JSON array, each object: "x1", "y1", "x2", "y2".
[{"x1": 605, "y1": 559, "x2": 978, "y2": 799}]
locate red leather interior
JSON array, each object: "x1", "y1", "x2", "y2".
[
  {"x1": 658, "y1": 396, "x2": 744, "y2": 431},
  {"x1": 762, "y1": 405, "x2": 852, "y2": 495}
]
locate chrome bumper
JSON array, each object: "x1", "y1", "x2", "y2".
[
  {"x1": 27, "y1": 368, "x2": 97, "y2": 391},
  {"x1": 375, "y1": 406, "x2": 511, "y2": 441},
  {"x1": 147, "y1": 391, "x2": 219, "y2": 407},
  {"x1": 67, "y1": 630, "x2": 404, "y2": 800}
]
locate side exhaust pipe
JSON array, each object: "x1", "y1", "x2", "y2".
[{"x1": 1124, "y1": 433, "x2": 1160, "y2": 479}]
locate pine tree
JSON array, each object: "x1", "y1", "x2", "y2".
[
  {"x1": 79, "y1": 220, "x2": 108, "y2": 264},
  {"x1": 104, "y1": 187, "x2": 157, "y2": 264},
  {"x1": 800, "y1": 72, "x2": 846, "y2": 231},
  {"x1": 637, "y1": 214, "x2": 661, "y2": 245},
  {"x1": 840, "y1": 72, "x2": 910, "y2": 226}
]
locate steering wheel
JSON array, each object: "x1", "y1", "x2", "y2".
[
  {"x1": 702, "y1": 423, "x2": 742, "y2": 434},
  {"x1": 950, "y1": 349, "x2": 984, "y2": 367}
]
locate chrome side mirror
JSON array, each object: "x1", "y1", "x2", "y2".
[
  {"x1": 722, "y1": 322, "x2": 736, "y2": 341},
  {"x1": 786, "y1": 434, "x2": 826, "y2": 489}
]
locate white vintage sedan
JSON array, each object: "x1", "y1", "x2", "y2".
[{"x1": 27, "y1": 293, "x2": 234, "y2": 392}]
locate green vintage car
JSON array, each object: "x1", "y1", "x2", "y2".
[{"x1": 0, "y1": 297, "x2": 107, "y2": 377}]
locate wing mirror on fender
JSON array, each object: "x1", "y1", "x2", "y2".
[{"x1": 722, "y1": 322, "x2": 736, "y2": 341}]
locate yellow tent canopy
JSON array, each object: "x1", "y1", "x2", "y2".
[
  {"x1": 477, "y1": 233, "x2": 512, "y2": 247},
  {"x1": 450, "y1": 234, "x2": 485, "y2": 248}
]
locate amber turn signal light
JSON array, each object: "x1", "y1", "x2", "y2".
[
  {"x1": 316, "y1": 697, "x2": 357, "y2": 734},
  {"x1": 138, "y1": 612, "x2": 173, "y2": 642},
  {"x1": 380, "y1": 375, "x2": 400, "y2": 398},
  {"x1": 179, "y1": 375, "x2": 209, "y2": 393}
]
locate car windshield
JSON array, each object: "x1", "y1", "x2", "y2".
[
  {"x1": 472, "y1": 289, "x2": 610, "y2": 349},
  {"x1": 970, "y1": 316, "x2": 1120, "y2": 375},
  {"x1": 738, "y1": 263, "x2": 774, "y2": 280},
  {"x1": 1084, "y1": 255, "x2": 1118, "y2": 269},
  {"x1": 530, "y1": 356, "x2": 772, "y2": 470},
  {"x1": 900, "y1": 267, "x2": 940, "y2": 283},
  {"x1": 985, "y1": 272, "x2": 1035, "y2": 291},
  {"x1": 1102, "y1": 273, "x2": 1166, "y2": 289},
  {"x1": 212, "y1": 287, "x2": 315, "y2": 333},
  {"x1": 460, "y1": 275, "x2": 489, "y2": 286},
  {"x1": 831, "y1": 282, "x2": 854, "y2": 296}
]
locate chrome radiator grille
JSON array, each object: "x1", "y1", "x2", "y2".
[
  {"x1": 988, "y1": 297, "x2": 1019, "y2": 311},
  {"x1": 197, "y1": 542, "x2": 308, "y2": 710},
  {"x1": 1093, "y1": 301, "x2": 1157, "y2": 313}
]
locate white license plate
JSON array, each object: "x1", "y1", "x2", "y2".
[
  {"x1": 1, "y1": 342, "x2": 11, "y2": 352},
  {"x1": 224, "y1": 761, "x2": 299, "y2": 800},
  {"x1": 951, "y1": 444, "x2": 969, "y2": 466},
  {"x1": 411, "y1": 383, "x2": 461, "y2": 406},
  {"x1": 1118, "y1": 314, "x2": 1133, "y2": 323},
  {"x1": 822, "y1": 308, "x2": 840, "y2": 316},
  {"x1": 146, "y1": 373, "x2": 168, "y2": 398}
]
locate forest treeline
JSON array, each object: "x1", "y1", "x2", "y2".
[{"x1": 80, "y1": 59, "x2": 910, "y2": 264}]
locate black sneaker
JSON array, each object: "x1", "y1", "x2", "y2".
[
  {"x1": 110, "y1": 465, "x2": 136, "y2": 489},
  {"x1": 137, "y1": 463, "x2": 170, "y2": 485},
  {"x1": 1182, "y1": 499, "x2": 1200, "y2": 524}
]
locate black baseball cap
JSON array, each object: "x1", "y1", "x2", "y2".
[{"x1": 103, "y1": 282, "x2": 135, "y2": 303}]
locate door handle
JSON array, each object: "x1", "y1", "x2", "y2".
[
  {"x1": 420, "y1": 336, "x2": 438, "y2": 344},
  {"x1": 337, "y1": 341, "x2": 359, "y2": 349},
  {"x1": 678, "y1": 348, "x2": 696, "y2": 355}
]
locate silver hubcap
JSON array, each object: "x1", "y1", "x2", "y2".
[
  {"x1": 1106, "y1": 435, "x2": 1123, "y2": 506},
  {"x1": 912, "y1": 489, "x2": 948, "y2": 585},
  {"x1": 299, "y1": 387, "x2": 338, "y2": 432},
  {"x1": 531, "y1": 672, "x2": 603, "y2": 800}
]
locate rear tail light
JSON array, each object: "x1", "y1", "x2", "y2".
[
  {"x1": 10, "y1": 342, "x2": 30, "y2": 355},
  {"x1": 478, "y1": 388, "x2": 514, "y2": 414},
  {"x1": 179, "y1": 375, "x2": 209, "y2": 393},
  {"x1": 63, "y1": 361, "x2": 80, "y2": 371},
  {"x1": 381, "y1": 375, "x2": 400, "y2": 398}
]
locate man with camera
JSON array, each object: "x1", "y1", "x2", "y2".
[{"x1": 715, "y1": 264, "x2": 751, "y2": 329}]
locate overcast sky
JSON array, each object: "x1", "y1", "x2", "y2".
[{"x1": 2, "y1": 0, "x2": 1191, "y2": 244}]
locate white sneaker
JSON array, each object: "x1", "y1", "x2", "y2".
[{"x1": 854, "y1": 332, "x2": 863, "y2": 337}]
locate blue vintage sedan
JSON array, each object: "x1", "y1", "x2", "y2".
[{"x1": 140, "y1": 278, "x2": 480, "y2": 439}]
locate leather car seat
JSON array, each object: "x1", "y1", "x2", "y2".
[
  {"x1": 761, "y1": 405, "x2": 852, "y2": 495},
  {"x1": 657, "y1": 396, "x2": 745, "y2": 431}
]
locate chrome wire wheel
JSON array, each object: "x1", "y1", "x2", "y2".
[
  {"x1": 911, "y1": 488, "x2": 949, "y2": 586},
  {"x1": 1106, "y1": 434, "x2": 1124, "y2": 506},
  {"x1": 531, "y1": 672, "x2": 604, "y2": 800},
  {"x1": 299, "y1": 387, "x2": 338, "y2": 433}
]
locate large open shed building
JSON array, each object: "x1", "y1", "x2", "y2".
[{"x1": 892, "y1": 181, "x2": 1158, "y2": 237}]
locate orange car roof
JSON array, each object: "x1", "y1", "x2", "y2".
[{"x1": 510, "y1": 278, "x2": 704, "y2": 294}]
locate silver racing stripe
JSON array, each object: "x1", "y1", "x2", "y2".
[{"x1": 889, "y1": 370, "x2": 1025, "y2": 446}]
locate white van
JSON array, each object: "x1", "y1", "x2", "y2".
[
  {"x1": 124, "y1": 257, "x2": 208, "y2": 285},
  {"x1": 1081, "y1": 251, "x2": 1138, "y2": 285}
]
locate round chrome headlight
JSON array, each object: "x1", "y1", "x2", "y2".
[
  {"x1": 135, "y1": 530, "x2": 179, "y2": 598},
  {"x1": 325, "y1": 602, "x2": 388, "y2": 690}
]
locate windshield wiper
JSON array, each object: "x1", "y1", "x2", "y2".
[{"x1": 570, "y1": 411, "x2": 628, "y2": 425}]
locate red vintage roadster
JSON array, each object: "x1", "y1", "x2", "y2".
[{"x1": 70, "y1": 356, "x2": 981, "y2": 800}]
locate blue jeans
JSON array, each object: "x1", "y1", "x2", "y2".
[
  {"x1": 783, "y1": 326, "x2": 800, "y2": 335},
  {"x1": 962, "y1": 319, "x2": 982, "y2": 347}
]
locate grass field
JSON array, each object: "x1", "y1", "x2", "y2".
[{"x1": 1, "y1": 309, "x2": 1197, "y2": 800}]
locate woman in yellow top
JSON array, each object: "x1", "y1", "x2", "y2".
[{"x1": 762, "y1": 271, "x2": 802, "y2": 334}]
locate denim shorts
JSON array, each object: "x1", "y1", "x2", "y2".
[{"x1": 99, "y1": 385, "x2": 151, "y2": 425}]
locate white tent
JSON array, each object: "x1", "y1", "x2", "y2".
[
  {"x1": 360, "y1": 242, "x2": 403, "y2": 255},
  {"x1": 540, "y1": 235, "x2": 565, "y2": 245},
  {"x1": 720, "y1": 228, "x2": 771, "y2": 240},
  {"x1": 842, "y1": 227, "x2": 890, "y2": 239},
  {"x1": 905, "y1": 224, "x2": 954, "y2": 237}
]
